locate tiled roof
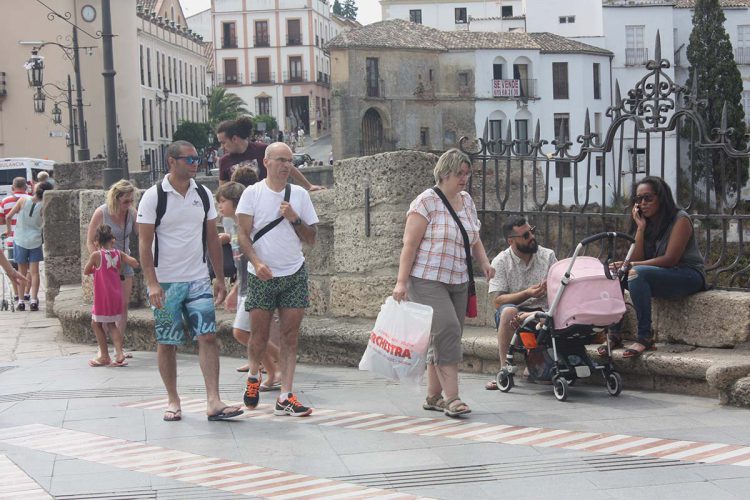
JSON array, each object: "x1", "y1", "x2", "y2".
[
  {"x1": 136, "y1": 0, "x2": 159, "y2": 13},
  {"x1": 327, "y1": 19, "x2": 612, "y2": 56},
  {"x1": 673, "y1": 0, "x2": 750, "y2": 6}
]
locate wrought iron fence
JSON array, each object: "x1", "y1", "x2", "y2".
[{"x1": 460, "y1": 33, "x2": 750, "y2": 290}]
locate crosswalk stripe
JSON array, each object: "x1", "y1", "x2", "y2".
[
  {"x1": 661, "y1": 443, "x2": 733, "y2": 460},
  {"x1": 702, "y1": 447, "x2": 750, "y2": 464}
]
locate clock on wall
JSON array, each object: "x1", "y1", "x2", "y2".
[{"x1": 81, "y1": 4, "x2": 96, "y2": 23}]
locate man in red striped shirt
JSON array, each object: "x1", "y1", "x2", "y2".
[{"x1": 0, "y1": 177, "x2": 31, "y2": 302}]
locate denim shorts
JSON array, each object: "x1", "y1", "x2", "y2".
[
  {"x1": 150, "y1": 278, "x2": 216, "y2": 345},
  {"x1": 13, "y1": 244, "x2": 43, "y2": 264}
]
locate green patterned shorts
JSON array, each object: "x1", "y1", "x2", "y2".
[{"x1": 245, "y1": 264, "x2": 309, "y2": 311}]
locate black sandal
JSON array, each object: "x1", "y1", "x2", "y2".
[{"x1": 622, "y1": 340, "x2": 655, "y2": 359}]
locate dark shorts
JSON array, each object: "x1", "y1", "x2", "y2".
[
  {"x1": 245, "y1": 264, "x2": 309, "y2": 311},
  {"x1": 495, "y1": 303, "x2": 543, "y2": 329}
]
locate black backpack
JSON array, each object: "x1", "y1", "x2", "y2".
[{"x1": 153, "y1": 181, "x2": 210, "y2": 267}]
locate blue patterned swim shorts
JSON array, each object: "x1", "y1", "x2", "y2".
[{"x1": 150, "y1": 278, "x2": 216, "y2": 345}]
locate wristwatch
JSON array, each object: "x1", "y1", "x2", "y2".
[{"x1": 291, "y1": 217, "x2": 302, "y2": 226}]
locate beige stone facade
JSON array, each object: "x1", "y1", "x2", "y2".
[{"x1": 0, "y1": 0, "x2": 140, "y2": 171}]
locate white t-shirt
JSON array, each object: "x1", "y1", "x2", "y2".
[
  {"x1": 235, "y1": 179, "x2": 319, "y2": 277},
  {"x1": 136, "y1": 176, "x2": 218, "y2": 283}
]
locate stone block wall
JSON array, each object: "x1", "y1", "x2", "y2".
[
  {"x1": 53, "y1": 160, "x2": 107, "y2": 190},
  {"x1": 42, "y1": 190, "x2": 81, "y2": 316}
]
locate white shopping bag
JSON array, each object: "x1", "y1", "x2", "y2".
[{"x1": 358, "y1": 297, "x2": 433, "y2": 383}]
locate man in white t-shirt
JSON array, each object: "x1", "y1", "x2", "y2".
[
  {"x1": 137, "y1": 140, "x2": 243, "y2": 423},
  {"x1": 236, "y1": 141, "x2": 319, "y2": 417}
]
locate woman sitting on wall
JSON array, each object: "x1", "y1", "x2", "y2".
[{"x1": 599, "y1": 176, "x2": 706, "y2": 358}]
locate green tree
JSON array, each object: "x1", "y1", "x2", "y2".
[
  {"x1": 207, "y1": 86, "x2": 250, "y2": 130},
  {"x1": 252, "y1": 114, "x2": 278, "y2": 134},
  {"x1": 332, "y1": 0, "x2": 343, "y2": 16},
  {"x1": 685, "y1": 0, "x2": 747, "y2": 207},
  {"x1": 341, "y1": 0, "x2": 358, "y2": 20},
  {"x1": 173, "y1": 121, "x2": 213, "y2": 150}
]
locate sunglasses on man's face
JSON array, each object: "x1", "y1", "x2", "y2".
[
  {"x1": 633, "y1": 193, "x2": 656, "y2": 203},
  {"x1": 176, "y1": 155, "x2": 201, "y2": 165},
  {"x1": 509, "y1": 226, "x2": 536, "y2": 240}
]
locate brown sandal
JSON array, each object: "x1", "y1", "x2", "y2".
[
  {"x1": 423, "y1": 395, "x2": 446, "y2": 411},
  {"x1": 622, "y1": 340, "x2": 655, "y2": 359},
  {"x1": 444, "y1": 397, "x2": 471, "y2": 418}
]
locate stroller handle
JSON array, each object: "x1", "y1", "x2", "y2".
[{"x1": 579, "y1": 232, "x2": 635, "y2": 246}]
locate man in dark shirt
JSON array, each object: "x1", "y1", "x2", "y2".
[{"x1": 216, "y1": 117, "x2": 323, "y2": 190}]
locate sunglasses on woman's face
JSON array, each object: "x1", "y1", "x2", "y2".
[
  {"x1": 633, "y1": 194, "x2": 656, "y2": 203},
  {"x1": 509, "y1": 226, "x2": 536, "y2": 240}
]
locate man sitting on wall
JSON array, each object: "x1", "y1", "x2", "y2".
[{"x1": 485, "y1": 216, "x2": 557, "y2": 389}]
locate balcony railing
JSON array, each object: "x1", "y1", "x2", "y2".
[
  {"x1": 365, "y1": 78, "x2": 385, "y2": 98},
  {"x1": 625, "y1": 47, "x2": 649, "y2": 66},
  {"x1": 317, "y1": 71, "x2": 330, "y2": 85},
  {"x1": 251, "y1": 72, "x2": 276, "y2": 84},
  {"x1": 736, "y1": 47, "x2": 750, "y2": 65},
  {"x1": 0, "y1": 72, "x2": 6, "y2": 97},
  {"x1": 222, "y1": 37, "x2": 238, "y2": 49},
  {"x1": 283, "y1": 70, "x2": 308, "y2": 83},
  {"x1": 491, "y1": 78, "x2": 537, "y2": 99},
  {"x1": 216, "y1": 73, "x2": 244, "y2": 85},
  {"x1": 254, "y1": 37, "x2": 270, "y2": 48},
  {"x1": 286, "y1": 34, "x2": 302, "y2": 46}
]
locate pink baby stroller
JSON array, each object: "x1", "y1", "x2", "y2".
[{"x1": 495, "y1": 232, "x2": 636, "y2": 401}]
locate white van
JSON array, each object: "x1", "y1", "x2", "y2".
[{"x1": 0, "y1": 158, "x2": 55, "y2": 198}]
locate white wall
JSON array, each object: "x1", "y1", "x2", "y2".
[
  {"x1": 525, "y1": 0, "x2": 602, "y2": 37},
  {"x1": 383, "y1": 0, "x2": 523, "y2": 31},
  {"x1": 186, "y1": 9, "x2": 212, "y2": 40}
]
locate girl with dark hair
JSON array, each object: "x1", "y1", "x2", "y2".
[
  {"x1": 599, "y1": 176, "x2": 706, "y2": 358},
  {"x1": 215, "y1": 117, "x2": 324, "y2": 191}
]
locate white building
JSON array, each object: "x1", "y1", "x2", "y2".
[
  {"x1": 210, "y1": 0, "x2": 335, "y2": 139},
  {"x1": 137, "y1": 0, "x2": 212, "y2": 173}
]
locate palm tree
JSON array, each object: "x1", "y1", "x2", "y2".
[{"x1": 207, "y1": 86, "x2": 250, "y2": 129}]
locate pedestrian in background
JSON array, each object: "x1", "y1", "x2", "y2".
[
  {"x1": 5, "y1": 181, "x2": 53, "y2": 312},
  {"x1": 84, "y1": 224, "x2": 139, "y2": 367},
  {"x1": 0, "y1": 177, "x2": 31, "y2": 305},
  {"x1": 86, "y1": 180, "x2": 138, "y2": 349},
  {"x1": 393, "y1": 149, "x2": 494, "y2": 418}
]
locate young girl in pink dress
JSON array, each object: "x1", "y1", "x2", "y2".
[{"x1": 84, "y1": 224, "x2": 139, "y2": 367}]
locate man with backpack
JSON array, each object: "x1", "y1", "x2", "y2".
[
  {"x1": 236, "y1": 142, "x2": 319, "y2": 417},
  {"x1": 137, "y1": 140, "x2": 243, "y2": 423}
]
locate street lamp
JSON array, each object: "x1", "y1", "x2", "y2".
[
  {"x1": 25, "y1": 51, "x2": 44, "y2": 87},
  {"x1": 33, "y1": 88, "x2": 46, "y2": 113},
  {"x1": 51, "y1": 103, "x2": 62, "y2": 124}
]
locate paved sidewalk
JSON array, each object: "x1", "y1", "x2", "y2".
[{"x1": 1, "y1": 307, "x2": 750, "y2": 499}]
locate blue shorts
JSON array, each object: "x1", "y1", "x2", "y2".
[
  {"x1": 150, "y1": 278, "x2": 216, "y2": 345},
  {"x1": 13, "y1": 244, "x2": 43, "y2": 264}
]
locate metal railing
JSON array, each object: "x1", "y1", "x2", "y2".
[
  {"x1": 215, "y1": 73, "x2": 244, "y2": 85},
  {"x1": 251, "y1": 72, "x2": 275, "y2": 84},
  {"x1": 286, "y1": 34, "x2": 302, "y2": 46},
  {"x1": 283, "y1": 70, "x2": 308, "y2": 83},
  {"x1": 461, "y1": 34, "x2": 750, "y2": 291},
  {"x1": 736, "y1": 47, "x2": 750, "y2": 65},
  {"x1": 254, "y1": 37, "x2": 270, "y2": 48},
  {"x1": 317, "y1": 72, "x2": 329, "y2": 85},
  {"x1": 625, "y1": 47, "x2": 649, "y2": 66},
  {"x1": 365, "y1": 78, "x2": 385, "y2": 98},
  {"x1": 221, "y1": 37, "x2": 238, "y2": 49}
]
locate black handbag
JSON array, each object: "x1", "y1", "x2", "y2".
[{"x1": 208, "y1": 242, "x2": 237, "y2": 282}]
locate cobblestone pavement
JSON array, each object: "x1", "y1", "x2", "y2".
[{"x1": 1, "y1": 305, "x2": 750, "y2": 499}]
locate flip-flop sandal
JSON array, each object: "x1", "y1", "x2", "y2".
[
  {"x1": 207, "y1": 406, "x2": 244, "y2": 421},
  {"x1": 110, "y1": 359, "x2": 128, "y2": 367},
  {"x1": 485, "y1": 380, "x2": 499, "y2": 390},
  {"x1": 236, "y1": 365, "x2": 250, "y2": 373},
  {"x1": 88, "y1": 359, "x2": 109, "y2": 367},
  {"x1": 163, "y1": 409, "x2": 182, "y2": 422},
  {"x1": 622, "y1": 341, "x2": 655, "y2": 359},
  {"x1": 259, "y1": 381, "x2": 282, "y2": 392}
]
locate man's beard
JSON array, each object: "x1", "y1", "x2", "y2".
[{"x1": 517, "y1": 239, "x2": 538, "y2": 254}]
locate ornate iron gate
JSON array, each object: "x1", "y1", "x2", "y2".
[{"x1": 460, "y1": 34, "x2": 750, "y2": 290}]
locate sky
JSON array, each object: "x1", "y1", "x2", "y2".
[{"x1": 180, "y1": 0, "x2": 383, "y2": 25}]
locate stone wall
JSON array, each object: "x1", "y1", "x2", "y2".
[
  {"x1": 53, "y1": 159, "x2": 107, "y2": 190},
  {"x1": 42, "y1": 190, "x2": 81, "y2": 316}
]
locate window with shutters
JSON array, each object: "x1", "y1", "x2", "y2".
[{"x1": 552, "y1": 62, "x2": 568, "y2": 99}]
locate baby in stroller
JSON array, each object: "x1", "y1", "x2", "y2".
[{"x1": 494, "y1": 232, "x2": 636, "y2": 401}]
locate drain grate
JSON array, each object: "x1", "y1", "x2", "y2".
[
  {"x1": 0, "y1": 379, "x2": 398, "y2": 402},
  {"x1": 334, "y1": 454, "x2": 694, "y2": 489},
  {"x1": 54, "y1": 484, "x2": 242, "y2": 499}
]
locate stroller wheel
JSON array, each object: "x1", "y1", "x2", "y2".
[
  {"x1": 496, "y1": 371, "x2": 514, "y2": 392},
  {"x1": 552, "y1": 376, "x2": 569, "y2": 402},
  {"x1": 605, "y1": 371, "x2": 623, "y2": 397}
]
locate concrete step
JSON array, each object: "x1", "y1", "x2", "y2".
[{"x1": 52, "y1": 285, "x2": 750, "y2": 408}]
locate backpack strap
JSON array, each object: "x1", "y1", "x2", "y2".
[
  {"x1": 153, "y1": 182, "x2": 167, "y2": 267},
  {"x1": 433, "y1": 187, "x2": 474, "y2": 287},
  {"x1": 252, "y1": 184, "x2": 291, "y2": 243},
  {"x1": 194, "y1": 183, "x2": 210, "y2": 263}
]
